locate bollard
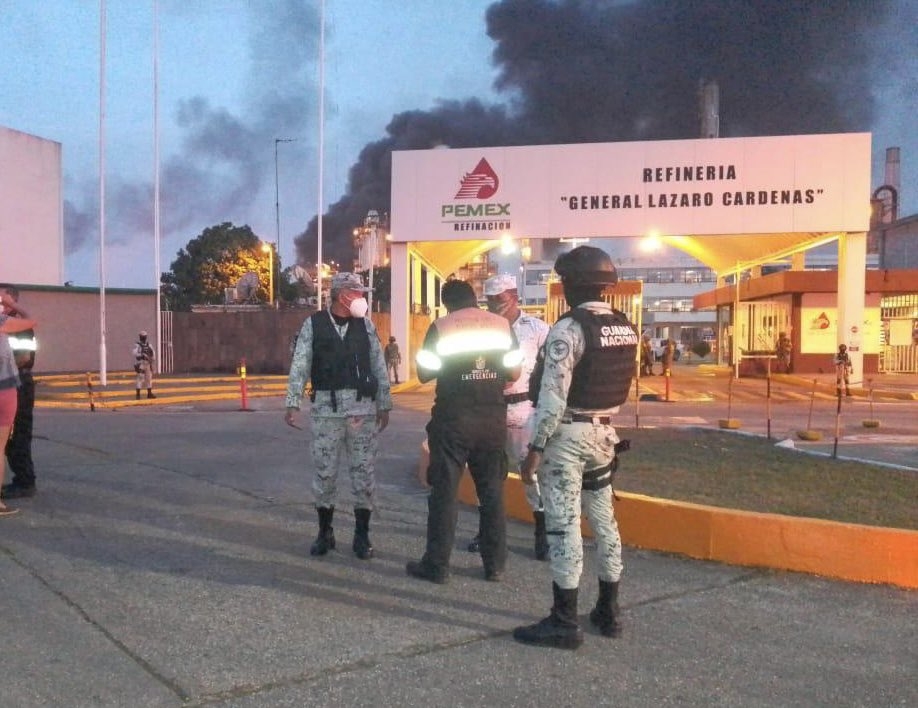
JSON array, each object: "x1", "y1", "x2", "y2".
[
  {"x1": 86, "y1": 371, "x2": 96, "y2": 412},
  {"x1": 239, "y1": 357, "x2": 250, "y2": 411}
]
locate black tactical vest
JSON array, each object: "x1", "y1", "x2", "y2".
[
  {"x1": 529, "y1": 307, "x2": 637, "y2": 409},
  {"x1": 309, "y1": 312, "x2": 377, "y2": 404}
]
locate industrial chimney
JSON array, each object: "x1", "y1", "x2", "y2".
[{"x1": 698, "y1": 80, "x2": 720, "y2": 139}]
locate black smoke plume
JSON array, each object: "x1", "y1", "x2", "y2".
[
  {"x1": 64, "y1": 0, "x2": 318, "y2": 260},
  {"x1": 296, "y1": 0, "x2": 895, "y2": 267}
]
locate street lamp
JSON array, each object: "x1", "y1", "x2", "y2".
[
  {"x1": 364, "y1": 210, "x2": 381, "y2": 313},
  {"x1": 274, "y1": 137, "x2": 296, "y2": 268},
  {"x1": 262, "y1": 242, "x2": 275, "y2": 307}
]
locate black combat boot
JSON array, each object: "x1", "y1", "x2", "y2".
[
  {"x1": 533, "y1": 510, "x2": 549, "y2": 561},
  {"x1": 135, "y1": 389, "x2": 141, "y2": 400},
  {"x1": 352, "y1": 508, "x2": 374, "y2": 560},
  {"x1": 513, "y1": 582, "x2": 583, "y2": 650},
  {"x1": 589, "y1": 579, "x2": 622, "y2": 637},
  {"x1": 147, "y1": 389, "x2": 156, "y2": 399},
  {"x1": 310, "y1": 506, "x2": 336, "y2": 556}
]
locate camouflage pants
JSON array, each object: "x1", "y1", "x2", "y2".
[
  {"x1": 310, "y1": 414, "x2": 378, "y2": 510},
  {"x1": 537, "y1": 421, "x2": 623, "y2": 589},
  {"x1": 135, "y1": 360, "x2": 153, "y2": 389},
  {"x1": 506, "y1": 424, "x2": 542, "y2": 512}
]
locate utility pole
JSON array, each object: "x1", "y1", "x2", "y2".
[{"x1": 274, "y1": 138, "x2": 296, "y2": 271}]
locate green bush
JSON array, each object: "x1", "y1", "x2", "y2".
[{"x1": 692, "y1": 341, "x2": 711, "y2": 359}]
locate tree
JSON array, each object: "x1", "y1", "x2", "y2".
[{"x1": 161, "y1": 223, "x2": 279, "y2": 311}]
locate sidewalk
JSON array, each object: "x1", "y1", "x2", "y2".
[{"x1": 1, "y1": 400, "x2": 916, "y2": 706}]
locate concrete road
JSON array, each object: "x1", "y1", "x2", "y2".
[{"x1": 1, "y1": 399, "x2": 915, "y2": 707}]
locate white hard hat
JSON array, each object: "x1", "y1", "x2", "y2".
[{"x1": 484, "y1": 273, "x2": 518, "y2": 296}]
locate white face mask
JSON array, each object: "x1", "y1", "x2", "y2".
[{"x1": 348, "y1": 296, "x2": 369, "y2": 318}]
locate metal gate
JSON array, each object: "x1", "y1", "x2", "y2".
[
  {"x1": 880, "y1": 295, "x2": 918, "y2": 373},
  {"x1": 736, "y1": 300, "x2": 791, "y2": 357},
  {"x1": 159, "y1": 310, "x2": 174, "y2": 374}
]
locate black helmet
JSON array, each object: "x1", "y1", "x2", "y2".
[{"x1": 554, "y1": 245, "x2": 618, "y2": 287}]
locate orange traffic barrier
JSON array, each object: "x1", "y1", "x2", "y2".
[{"x1": 239, "y1": 357, "x2": 250, "y2": 411}]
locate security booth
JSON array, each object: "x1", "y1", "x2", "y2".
[
  {"x1": 693, "y1": 268, "x2": 918, "y2": 375},
  {"x1": 388, "y1": 133, "x2": 872, "y2": 385}
]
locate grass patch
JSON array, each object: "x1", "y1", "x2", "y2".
[{"x1": 614, "y1": 427, "x2": 918, "y2": 531}]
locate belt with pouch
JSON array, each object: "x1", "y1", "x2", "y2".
[
  {"x1": 561, "y1": 413, "x2": 613, "y2": 425},
  {"x1": 504, "y1": 392, "x2": 530, "y2": 405}
]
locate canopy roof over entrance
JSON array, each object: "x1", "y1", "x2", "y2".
[
  {"x1": 392, "y1": 133, "x2": 871, "y2": 278},
  {"x1": 407, "y1": 231, "x2": 845, "y2": 280}
]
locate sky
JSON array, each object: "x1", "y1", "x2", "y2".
[{"x1": 1, "y1": 0, "x2": 915, "y2": 289}]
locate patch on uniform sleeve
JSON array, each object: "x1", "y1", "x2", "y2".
[{"x1": 548, "y1": 339, "x2": 570, "y2": 362}]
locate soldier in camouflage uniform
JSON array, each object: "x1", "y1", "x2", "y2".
[
  {"x1": 468, "y1": 274, "x2": 551, "y2": 560},
  {"x1": 513, "y1": 246, "x2": 638, "y2": 650},
  {"x1": 285, "y1": 272, "x2": 392, "y2": 560}
]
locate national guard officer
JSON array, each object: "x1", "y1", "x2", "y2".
[
  {"x1": 0, "y1": 284, "x2": 38, "y2": 501},
  {"x1": 513, "y1": 246, "x2": 638, "y2": 650},
  {"x1": 833, "y1": 343, "x2": 853, "y2": 396},
  {"x1": 132, "y1": 331, "x2": 157, "y2": 399},
  {"x1": 406, "y1": 279, "x2": 522, "y2": 583},
  {"x1": 468, "y1": 274, "x2": 551, "y2": 560},
  {"x1": 285, "y1": 272, "x2": 392, "y2": 560}
]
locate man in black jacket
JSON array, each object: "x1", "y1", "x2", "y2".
[
  {"x1": 1, "y1": 284, "x2": 37, "y2": 500},
  {"x1": 406, "y1": 280, "x2": 521, "y2": 584}
]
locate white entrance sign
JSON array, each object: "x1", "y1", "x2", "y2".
[
  {"x1": 389, "y1": 133, "x2": 871, "y2": 385},
  {"x1": 392, "y1": 133, "x2": 871, "y2": 242}
]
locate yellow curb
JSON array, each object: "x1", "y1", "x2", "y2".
[
  {"x1": 35, "y1": 390, "x2": 282, "y2": 410},
  {"x1": 457, "y1": 472, "x2": 918, "y2": 590}
]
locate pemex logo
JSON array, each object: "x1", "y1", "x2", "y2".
[{"x1": 454, "y1": 158, "x2": 499, "y2": 199}]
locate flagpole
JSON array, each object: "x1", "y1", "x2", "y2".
[
  {"x1": 153, "y1": 0, "x2": 162, "y2": 372},
  {"x1": 316, "y1": 0, "x2": 326, "y2": 310},
  {"x1": 99, "y1": 0, "x2": 108, "y2": 386}
]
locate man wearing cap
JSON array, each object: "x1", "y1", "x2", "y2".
[
  {"x1": 285, "y1": 272, "x2": 392, "y2": 561},
  {"x1": 132, "y1": 330, "x2": 156, "y2": 400},
  {"x1": 467, "y1": 273, "x2": 551, "y2": 560}
]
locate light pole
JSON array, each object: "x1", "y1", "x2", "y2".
[
  {"x1": 274, "y1": 137, "x2": 296, "y2": 269},
  {"x1": 365, "y1": 210, "x2": 380, "y2": 313},
  {"x1": 262, "y1": 242, "x2": 275, "y2": 307}
]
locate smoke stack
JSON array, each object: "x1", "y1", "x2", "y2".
[
  {"x1": 885, "y1": 147, "x2": 901, "y2": 196},
  {"x1": 871, "y1": 147, "x2": 900, "y2": 225},
  {"x1": 699, "y1": 80, "x2": 720, "y2": 138}
]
